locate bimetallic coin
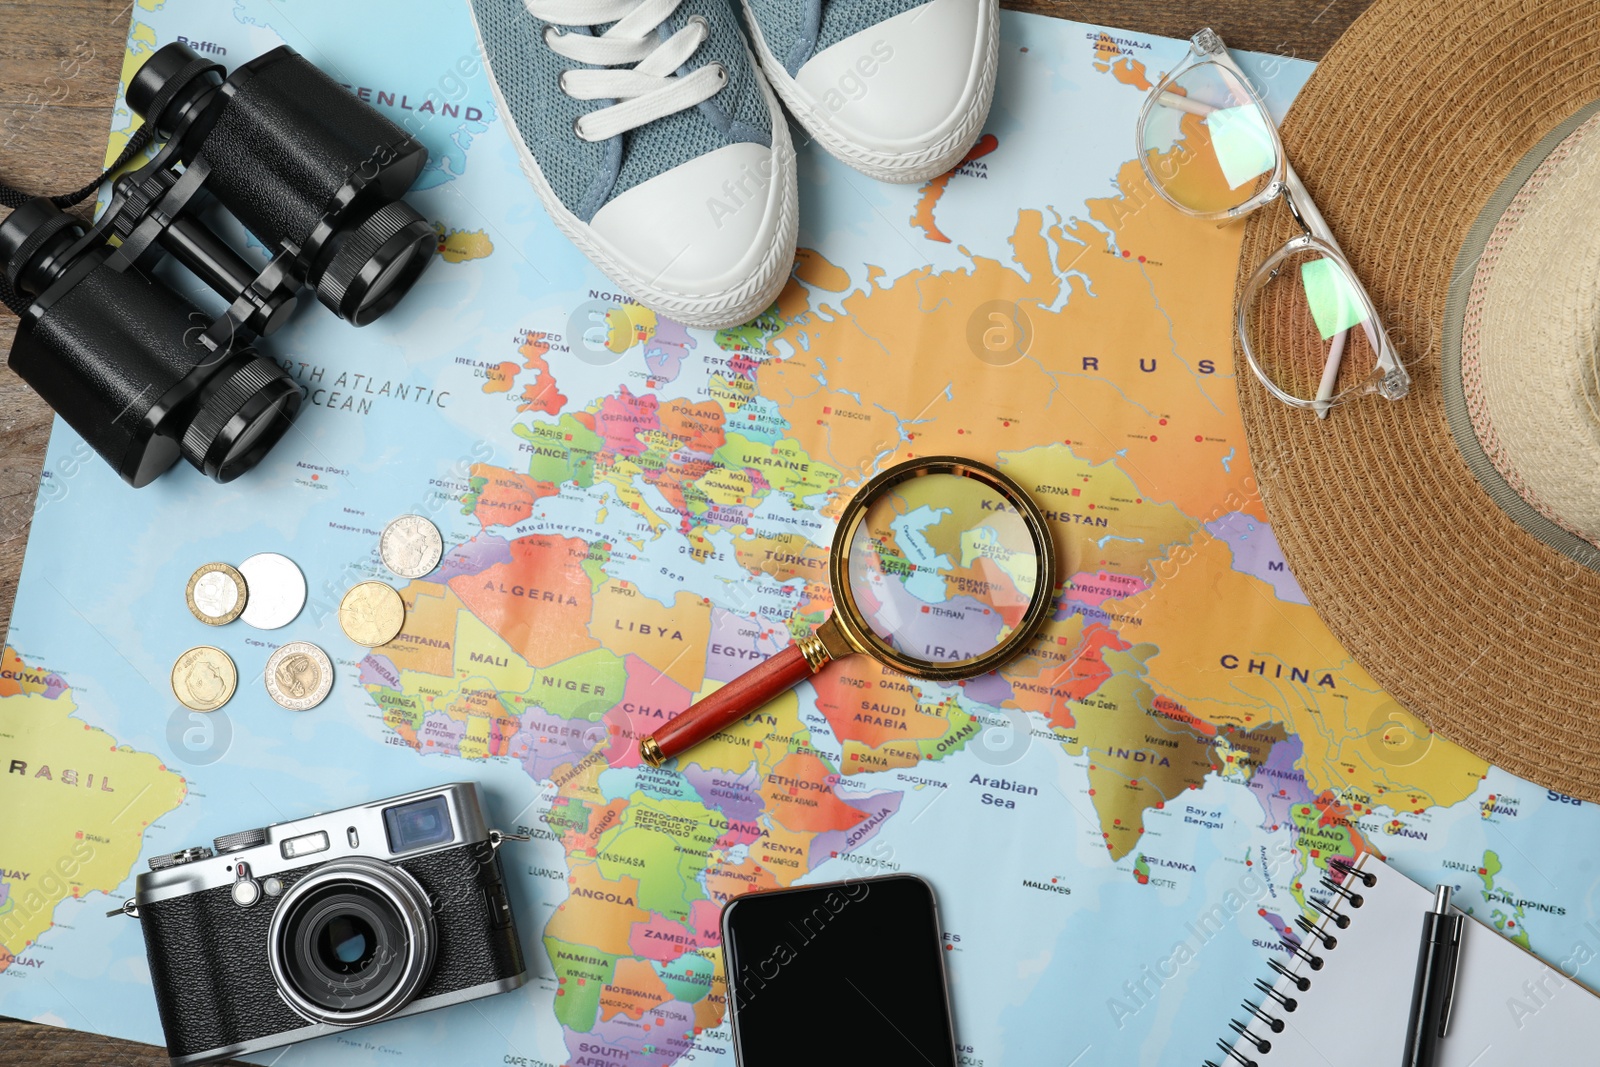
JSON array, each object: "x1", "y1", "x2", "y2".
[
  {"x1": 339, "y1": 581, "x2": 405, "y2": 647},
  {"x1": 238, "y1": 553, "x2": 306, "y2": 630},
  {"x1": 186, "y1": 563, "x2": 248, "y2": 626},
  {"x1": 264, "y1": 641, "x2": 334, "y2": 711},
  {"x1": 171, "y1": 646, "x2": 237, "y2": 712},
  {"x1": 380, "y1": 515, "x2": 443, "y2": 579}
]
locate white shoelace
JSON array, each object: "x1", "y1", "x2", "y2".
[{"x1": 529, "y1": 0, "x2": 728, "y2": 142}]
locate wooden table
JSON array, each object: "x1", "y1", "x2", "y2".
[{"x1": 0, "y1": 0, "x2": 1372, "y2": 1062}]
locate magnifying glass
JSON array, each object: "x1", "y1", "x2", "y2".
[{"x1": 640, "y1": 456, "x2": 1059, "y2": 767}]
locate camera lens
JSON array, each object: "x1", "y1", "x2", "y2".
[
  {"x1": 317, "y1": 913, "x2": 378, "y2": 975},
  {"x1": 269, "y1": 858, "x2": 436, "y2": 1026},
  {"x1": 1, "y1": 198, "x2": 303, "y2": 488},
  {"x1": 290, "y1": 890, "x2": 398, "y2": 1007}
]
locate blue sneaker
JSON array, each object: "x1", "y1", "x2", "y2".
[
  {"x1": 741, "y1": 0, "x2": 999, "y2": 183},
  {"x1": 470, "y1": 0, "x2": 798, "y2": 330}
]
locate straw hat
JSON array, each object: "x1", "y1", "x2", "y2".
[{"x1": 1236, "y1": 0, "x2": 1600, "y2": 799}]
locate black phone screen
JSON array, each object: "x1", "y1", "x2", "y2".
[{"x1": 721, "y1": 874, "x2": 957, "y2": 1066}]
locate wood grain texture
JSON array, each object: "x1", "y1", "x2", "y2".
[{"x1": 0, "y1": 0, "x2": 1372, "y2": 1062}]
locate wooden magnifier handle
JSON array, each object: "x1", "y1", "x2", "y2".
[{"x1": 641, "y1": 644, "x2": 819, "y2": 766}]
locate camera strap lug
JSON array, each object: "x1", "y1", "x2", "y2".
[
  {"x1": 487, "y1": 829, "x2": 531, "y2": 851},
  {"x1": 106, "y1": 898, "x2": 139, "y2": 919}
]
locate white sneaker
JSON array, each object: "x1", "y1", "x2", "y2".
[
  {"x1": 741, "y1": 0, "x2": 999, "y2": 184},
  {"x1": 470, "y1": 0, "x2": 798, "y2": 330}
]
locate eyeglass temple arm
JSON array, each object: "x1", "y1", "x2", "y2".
[
  {"x1": 1284, "y1": 162, "x2": 1381, "y2": 417},
  {"x1": 1159, "y1": 94, "x2": 1393, "y2": 412}
]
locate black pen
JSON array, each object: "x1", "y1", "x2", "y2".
[{"x1": 1402, "y1": 884, "x2": 1465, "y2": 1067}]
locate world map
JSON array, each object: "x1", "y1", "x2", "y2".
[{"x1": 4, "y1": 4, "x2": 1600, "y2": 1066}]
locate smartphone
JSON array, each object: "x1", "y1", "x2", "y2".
[{"x1": 721, "y1": 873, "x2": 958, "y2": 1066}]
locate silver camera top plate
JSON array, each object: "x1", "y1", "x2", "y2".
[{"x1": 132, "y1": 781, "x2": 492, "y2": 908}]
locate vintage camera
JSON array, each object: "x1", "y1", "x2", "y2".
[
  {"x1": 117, "y1": 783, "x2": 527, "y2": 1066},
  {"x1": 0, "y1": 40, "x2": 437, "y2": 487}
]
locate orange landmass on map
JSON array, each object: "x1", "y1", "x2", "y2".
[
  {"x1": 761, "y1": 752, "x2": 868, "y2": 833},
  {"x1": 0, "y1": 647, "x2": 59, "y2": 697},
  {"x1": 793, "y1": 248, "x2": 850, "y2": 291},
  {"x1": 842, "y1": 694, "x2": 969, "y2": 773},
  {"x1": 449, "y1": 532, "x2": 598, "y2": 668},
  {"x1": 565, "y1": 797, "x2": 629, "y2": 855},
  {"x1": 660, "y1": 396, "x2": 726, "y2": 454},
  {"x1": 696, "y1": 966, "x2": 728, "y2": 1032},
  {"x1": 387, "y1": 580, "x2": 470, "y2": 678},
  {"x1": 589, "y1": 584, "x2": 711, "y2": 694},
  {"x1": 468, "y1": 462, "x2": 557, "y2": 528},
  {"x1": 911, "y1": 133, "x2": 999, "y2": 243},
  {"x1": 1092, "y1": 31, "x2": 1122, "y2": 64},
  {"x1": 812, "y1": 654, "x2": 923, "y2": 746},
  {"x1": 755, "y1": 817, "x2": 818, "y2": 887},
  {"x1": 1089, "y1": 31, "x2": 1152, "y2": 88},
  {"x1": 1115, "y1": 534, "x2": 1489, "y2": 812},
  {"x1": 761, "y1": 192, "x2": 1256, "y2": 532},
  {"x1": 946, "y1": 555, "x2": 1031, "y2": 629},
  {"x1": 518, "y1": 331, "x2": 568, "y2": 415},
  {"x1": 1005, "y1": 622, "x2": 1132, "y2": 730},
  {"x1": 732, "y1": 531, "x2": 828, "y2": 583},
  {"x1": 1070, "y1": 652, "x2": 1221, "y2": 860},
  {"x1": 547, "y1": 865, "x2": 648, "y2": 956},
  {"x1": 481, "y1": 360, "x2": 519, "y2": 394},
  {"x1": 1093, "y1": 55, "x2": 1151, "y2": 90}
]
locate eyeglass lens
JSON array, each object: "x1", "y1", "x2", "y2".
[
  {"x1": 1141, "y1": 62, "x2": 1279, "y2": 215},
  {"x1": 1242, "y1": 248, "x2": 1379, "y2": 408}
]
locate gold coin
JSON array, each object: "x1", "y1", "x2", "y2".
[
  {"x1": 339, "y1": 581, "x2": 406, "y2": 647},
  {"x1": 171, "y1": 646, "x2": 237, "y2": 712},
  {"x1": 264, "y1": 641, "x2": 334, "y2": 711},
  {"x1": 186, "y1": 563, "x2": 248, "y2": 626}
]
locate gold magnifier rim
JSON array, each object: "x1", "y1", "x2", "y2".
[{"x1": 826, "y1": 455, "x2": 1058, "y2": 681}]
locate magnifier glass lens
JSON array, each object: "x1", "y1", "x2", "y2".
[{"x1": 846, "y1": 472, "x2": 1042, "y2": 667}]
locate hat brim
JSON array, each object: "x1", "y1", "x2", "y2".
[{"x1": 1235, "y1": 0, "x2": 1600, "y2": 799}]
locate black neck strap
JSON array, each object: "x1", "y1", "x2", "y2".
[{"x1": 0, "y1": 126, "x2": 155, "y2": 314}]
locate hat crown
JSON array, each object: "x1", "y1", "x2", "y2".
[{"x1": 1462, "y1": 112, "x2": 1600, "y2": 548}]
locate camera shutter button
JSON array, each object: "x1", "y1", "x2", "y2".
[{"x1": 231, "y1": 860, "x2": 262, "y2": 908}]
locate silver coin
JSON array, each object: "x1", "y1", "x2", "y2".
[
  {"x1": 238, "y1": 553, "x2": 306, "y2": 630},
  {"x1": 380, "y1": 515, "x2": 443, "y2": 579},
  {"x1": 193, "y1": 571, "x2": 240, "y2": 617},
  {"x1": 186, "y1": 562, "x2": 247, "y2": 626},
  {"x1": 263, "y1": 641, "x2": 334, "y2": 711}
]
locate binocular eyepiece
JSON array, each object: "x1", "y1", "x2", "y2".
[{"x1": 0, "y1": 41, "x2": 439, "y2": 487}]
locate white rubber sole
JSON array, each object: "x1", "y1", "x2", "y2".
[
  {"x1": 471, "y1": 9, "x2": 799, "y2": 331},
  {"x1": 741, "y1": 0, "x2": 1000, "y2": 185}
]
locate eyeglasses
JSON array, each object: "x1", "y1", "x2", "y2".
[{"x1": 1136, "y1": 28, "x2": 1410, "y2": 417}]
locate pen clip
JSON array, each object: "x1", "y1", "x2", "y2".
[{"x1": 1439, "y1": 912, "x2": 1465, "y2": 1038}]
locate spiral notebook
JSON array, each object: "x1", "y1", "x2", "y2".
[{"x1": 1212, "y1": 854, "x2": 1600, "y2": 1066}]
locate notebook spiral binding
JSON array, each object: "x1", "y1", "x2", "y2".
[{"x1": 1202, "y1": 857, "x2": 1379, "y2": 1067}]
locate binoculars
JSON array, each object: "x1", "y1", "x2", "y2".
[{"x1": 0, "y1": 41, "x2": 438, "y2": 488}]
